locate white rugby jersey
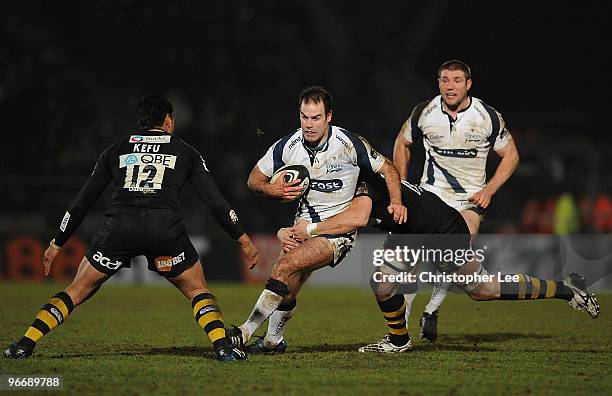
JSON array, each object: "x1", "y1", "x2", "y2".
[
  {"x1": 257, "y1": 125, "x2": 385, "y2": 222},
  {"x1": 400, "y1": 95, "x2": 511, "y2": 197}
]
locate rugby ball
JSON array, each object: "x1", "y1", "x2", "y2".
[{"x1": 270, "y1": 164, "x2": 310, "y2": 202}]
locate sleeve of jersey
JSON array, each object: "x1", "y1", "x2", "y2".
[
  {"x1": 188, "y1": 151, "x2": 245, "y2": 240},
  {"x1": 492, "y1": 113, "x2": 512, "y2": 151},
  {"x1": 400, "y1": 105, "x2": 423, "y2": 143},
  {"x1": 256, "y1": 141, "x2": 278, "y2": 177},
  {"x1": 354, "y1": 136, "x2": 385, "y2": 173},
  {"x1": 53, "y1": 148, "x2": 113, "y2": 247}
]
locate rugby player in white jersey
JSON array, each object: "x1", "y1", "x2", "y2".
[
  {"x1": 227, "y1": 86, "x2": 407, "y2": 352},
  {"x1": 393, "y1": 60, "x2": 520, "y2": 342},
  {"x1": 280, "y1": 172, "x2": 599, "y2": 353}
]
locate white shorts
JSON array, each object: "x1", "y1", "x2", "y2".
[{"x1": 421, "y1": 184, "x2": 486, "y2": 220}]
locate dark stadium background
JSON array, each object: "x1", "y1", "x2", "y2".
[{"x1": 2, "y1": 1, "x2": 609, "y2": 281}]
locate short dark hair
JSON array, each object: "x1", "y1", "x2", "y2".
[
  {"x1": 136, "y1": 92, "x2": 173, "y2": 130},
  {"x1": 298, "y1": 86, "x2": 332, "y2": 114},
  {"x1": 437, "y1": 60, "x2": 472, "y2": 80}
]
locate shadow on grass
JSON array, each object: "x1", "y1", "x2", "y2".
[
  {"x1": 442, "y1": 332, "x2": 552, "y2": 344},
  {"x1": 42, "y1": 332, "x2": 602, "y2": 358},
  {"x1": 44, "y1": 346, "x2": 217, "y2": 360},
  {"x1": 420, "y1": 332, "x2": 602, "y2": 353},
  {"x1": 419, "y1": 332, "x2": 548, "y2": 352}
]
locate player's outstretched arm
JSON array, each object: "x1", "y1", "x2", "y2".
[
  {"x1": 290, "y1": 196, "x2": 373, "y2": 239},
  {"x1": 48, "y1": 150, "x2": 113, "y2": 275},
  {"x1": 393, "y1": 132, "x2": 412, "y2": 181},
  {"x1": 470, "y1": 139, "x2": 519, "y2": 209},
  {"x1": 378, "y1": 159, "x2": 407, "y2": 224},
  {"x1": 247, "y1": 165, "x2": 303, "y2": 201}
]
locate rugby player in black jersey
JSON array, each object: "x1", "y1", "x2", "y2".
[
  {"x1": 281, "y1": 173, "x2": 600, "y2": 353},
  {"x1": 4, "y1": 93, "x2": 258, "y2": 361}
]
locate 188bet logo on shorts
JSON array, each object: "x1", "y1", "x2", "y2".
[{"x1": 154, "y1": 252, "x2": 185, "y2": 272}]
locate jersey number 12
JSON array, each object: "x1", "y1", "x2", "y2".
[{"x1": 123, "y1": 164, "x2": 165, "y2": 191}]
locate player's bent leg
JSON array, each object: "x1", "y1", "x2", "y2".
[
  {"x1": 167, "y1": 260, "x2": 246, "y2": 361},
  {"x1": 231, "y1": 238, "x2": 334, "y2": 349},
  {"x1": 452, "y1": 260, "x2": 497, "y2": 301},
  {"x1": 270, "y1": 237, "x2": 334, "y2": 284},
  {"x1": 424, "y1": 274, "x2": 453, "y2": 314},
  {"x1": 65, "y1": 257, "x2": 111, "y2": 305},
  {"x1": 419, "y1": 210, "x2": 480, "y2": 344},
  {"x1": 460, "y1": 209, "x2": 482, "y2": 236},
  {"x1": 167, "y1": 259, "x2": 210, "y2": 299},
  {"x1": 4, "y1": 257, "x2": 110, "y2": 359},
  {"x1": 400, "y1": 264, "x2": 420, "y2": 327},
  {"x1": 247, "y1": 299, "x2": 298, "y2": 355},
  {"x1": 420, "y1": 272, "x2": 450, "y2": 343},
  {"x1": 359, "y1": 291, "x2": 413, "y2": 353},
  {"x1": 452, "y1": 261, "x2": 600, "y2": 318},
  {"x1": 361, "y1": 275, "x2": 413, "y2": 353},
  {"x1": 250, "y1": 271, "x2": 311, "y2": 354}
]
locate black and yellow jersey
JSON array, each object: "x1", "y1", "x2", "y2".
[
  {"x1": 355, "y1": 172, "x2": 469, "y2": 235},
  {"x1": 54, "y1": 129, "x2": 244, "y2": 246}
]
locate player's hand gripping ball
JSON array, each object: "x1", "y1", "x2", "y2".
[{"x1": 270, "y1": 164, "x2": 310, "y2": 202}]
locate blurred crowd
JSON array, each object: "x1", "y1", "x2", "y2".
[
  {"x1": 519, "y1": 194, "x2": 612, "y2": 235},
  {"x1": 2, "y1": 2, "x2": 609, "y2": 236}
]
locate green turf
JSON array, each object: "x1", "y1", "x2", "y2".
[{"x1": 0, "y1": 282, "x2": 610, "y2": 395}]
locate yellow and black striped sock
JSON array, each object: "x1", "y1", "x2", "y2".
[
  {"x1": 377, "y1": 294, "x2": 409, "y2": 346},
  {"x1": 19, "y1": 291, "x2": 74, "y2": 348},
  {"x1": 500, "y1": 274, "x2": 574, "y2": 300},
  {"x1": 192, "y1": 293, "x2": 229, "y2": 351}
]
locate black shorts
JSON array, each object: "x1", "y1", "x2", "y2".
[
  {"x1": 86, "y1": 206, "x2": 199, "y2": 278},
  {"x1": 384, "y1": 194, "x2": 471, "y2": 273},
  {"x1": 408, "y1": 191, "x2": 471, "y2": 235}
]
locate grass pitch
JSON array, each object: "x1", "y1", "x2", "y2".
[{"x1": 0, "y1": 282, "x2": 610, "y2": 395}]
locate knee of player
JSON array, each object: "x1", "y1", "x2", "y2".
[
  {"x1": 375, "y1": 288, "x2": 397, "y2": 301},
  {"x1": 466, "y1": 290, "x2": 483, "y2": 301},
  {"x1": 466, "y1": 287, "x2": 492, "y2": 301},
  {"x1": 370, "y1": 279, "x2": 398, "y2": 301},
  {"x1": 271, "y1": 260, "x2": 294, "y2": 282},
  {"x1": 279, "y1": 256, "x2": 301, "y2": 273}
]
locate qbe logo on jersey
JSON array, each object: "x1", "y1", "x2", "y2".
[
  {"x1": 119, "y1": 153, "x2": 177, "y2": 192},
  {"x1": 129, "y1": 135, "x2": 172, "y2": 144}
]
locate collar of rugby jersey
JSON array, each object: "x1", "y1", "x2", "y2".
[
  {"x1": 440, "y1": 96, "x2": 472, "y2": 124},
  {"x1": 144, "y1": 128, "x2": 171, "y2": 135},
  {"x1": 302, "y1": 125, "x2": 333, "y2": 155}
]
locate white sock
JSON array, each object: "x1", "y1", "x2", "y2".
[
  {"x1": 240, "y1": 289, "x2": 284, "y2": 342},
  {"x1": 425, "y1": 275, "x2": 452, "y2": 314},
  {"x1": 264, "y1": 303, "x2": 296, "y2": 347},
  {"x1": 403, "y1": 292, "x2": 417, "y2": 325}
]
